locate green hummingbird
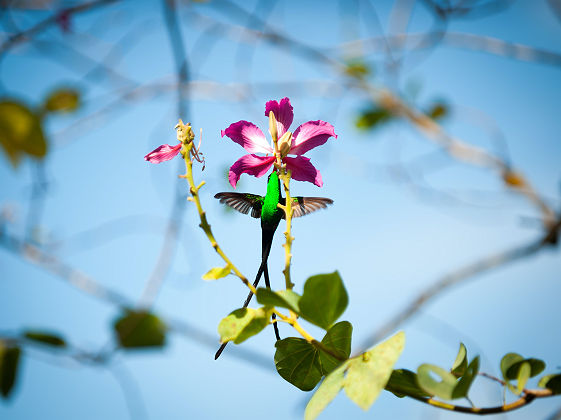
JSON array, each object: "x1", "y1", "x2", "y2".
[{"x1": 213, "y1": 169, "x2": 333, "y2": 359}]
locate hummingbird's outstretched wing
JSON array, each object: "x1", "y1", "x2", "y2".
[
  {"x1": 287, "y1": 197, "x2": 334, "y2": 218},
  {"x1": 214, "y1": 193, "x2": 264, "y2": 218}
]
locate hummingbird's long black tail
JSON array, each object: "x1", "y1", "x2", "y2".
[{"x1": 214, "y1": 228, "x2": 280, "y2": 360}]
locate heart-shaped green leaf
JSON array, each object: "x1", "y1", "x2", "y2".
[
  {"x1": 319, "y1": 321, "x2": 352, "y2": 375},
  {"x1": 275, "y1": 338, "x2": 323, "y2": 391},
  {"x1": 299, "y1": 271, "x2": 348, "y2": 330}
]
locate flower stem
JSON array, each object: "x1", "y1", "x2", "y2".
[
  {"x1": 178, "y1": 122, "x2": 255, "y2": 295},
  {"x1": 279, "y1": 170, "x2": 294, "y2": 290}
]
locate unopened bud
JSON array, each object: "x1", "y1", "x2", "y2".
[
  {"x1": 278, "y1": 131, "x2": 293, "y2": 158},
  {"x1": 175, "y1": 119, "x2": 195, "y2": 144},
  {"x1": 269, "y1": 111, "x2": 278, "y2": 142}
]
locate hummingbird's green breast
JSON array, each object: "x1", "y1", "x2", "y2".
[{"x1": 261, "y1": 170, "x2": 282, "y2": 225}]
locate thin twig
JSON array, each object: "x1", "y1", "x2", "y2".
[{"x1": 0, "y1": 0, "x2": 120, "y2": 56}]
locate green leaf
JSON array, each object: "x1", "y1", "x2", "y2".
[
  {"x1": 319, "y1": 321, "x2": 352, "y2": 375},
  {"x1": 385, "y1": 369, "x2": 431, "y2": 399},
  {"x1": 202, "y1": 265, "x2": 231, "y2": 281},
  {"x1": 507, "y1": 358, "x2": 545, "y2": 379},
  {"x1": 515, "y1": 362, "x2": 531, "y2": 395},
  {"x1": 217, "y1": 307, "x2": 272, "y2": 345},
  {"x1": 0, "y1": 342, "x2": 21, "y2": 398},
  {"x1": 344, "y1": 331, "x2": 405, "y2": 410},
  {"x1": 114, "y1": 311, "x2": 166, "y2": 349},
  {"x1": 417, "y1": 364, "x2": 457, "y2": 400},
  {"x1": 452, "y1": 356, "x2": 480, "y2": 399},
  {"x1": 305, "y1": 362, "x2": 348, "y2": 420},
  {"x1": 23, "y1": 331, "x2": 66, "y2": 347},
  {"x1": 355, "y1": 107, "x2": 393, "y2": 131},
  {"x1": 451, "y1": 342, "x2": 468, "y2": 377},
  {"x1": 256, "y1": 288, "x2": 301, "y2": 313},
  {"x1": 274, "y1": 322, "x2": 352, "y2": 391},
  {"x1": 43, "y1": 88, "x2": 80, "y2": 113},
  {"x1": 274, "y1": 338, "x2": 323, "y2": 391},
  {"x1": 501, "y1": 353, "x2": 524, "y2": 380},
  {"x1": 539, "y1": 374, "x2": 561, "y2": 395},
  {"x1": 299, "y1": 271, "x2": 348, "y2": 330},
  {"x1": 501, "y1": 353, "x2": 544, "y2": 395},
  {"x1": 0, "y1": 100, "x2": 47, "y2": 167}
]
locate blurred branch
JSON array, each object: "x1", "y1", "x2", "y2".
[
  {"x1": 138, "y1": 0, "x2": 191, "y2": 308},
  {"x1": 335, "y1": 31, "x2": 561, "y2": 67},
  {"x1": 0, "y1": 0, "x2": 120, "y2": 56},
  {"x1": 359, "y1": 217, "x2": 560, "y2": 350},
  {"x1": 0, "y1": 230, "x2": 131, "y2": 307},
  {"x1": 188, "y1": 5, "x2": 557, "y2": 227},
  {"x1": 0, "y1": 229, "x2": 272, "y2": 368}
]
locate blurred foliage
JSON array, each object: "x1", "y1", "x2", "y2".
[
  {"x1": 114, "y1": 311, "x2": 167, "y2": 349},
  {"x1": 0, "y1": 342, "x2": 20, "y2": 399},
  {"x1": 43, "y1": 88, "x2": 80, "y2": 113},
  {"x1": 0, "y1": 101, "x2": 47, "y2": 168},
  {"x1": 344, "y1": 60, "x2": 372, "y2": 78},
  {"x1": 539, "y1": 373, "x2": 561, "y2": 394},
  {"x1": 0, "y1": 88, "x2": 79, "y2": 168},
  {"x1": 23, "y1": 331, "x2": 66, "y2": 347},
  {"x1": 426, "y1": 102, "x2": 449, "y2": 120},
  {"x1": 355, "y1": 106, "x2": 393, "y2": 131}
]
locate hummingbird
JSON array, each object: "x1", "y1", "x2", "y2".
[{"x1": 213, "y1": 169, "x2": 333, "y2": 359}]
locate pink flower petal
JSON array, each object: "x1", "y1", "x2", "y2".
[
  {"x1": 144, "y1": 143, "x2": 182, "y2": 164},
  {"x1": 221, "y1": 121, "x2": 272, "y2": 154},
  {"x1": 228, "y1": 154, "x2": 276, "y2": 188},
  {"x1": 284, "y1": 156, "x2": 323, "y2": 187},
  {"x1": 290, "y1": 120, "x2": 337, "y2": 155},
  {"x1": 265, "y1": 97, "x2": 293, "y2": 138}
]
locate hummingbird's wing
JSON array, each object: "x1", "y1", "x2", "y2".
[
  {"x1": 214, "y1": 192, "x2": 264, "y2": 218},
  {"x1": 287, "y1": 197, "x2": 333, "y2": 218}
]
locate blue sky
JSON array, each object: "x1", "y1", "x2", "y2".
[{"x1": 1, "y1": 0, "x2": 561, "y2": 419}]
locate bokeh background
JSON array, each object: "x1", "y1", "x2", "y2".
[{"x1": 1, "y1": 0, "x2": 560, "y2": 419}]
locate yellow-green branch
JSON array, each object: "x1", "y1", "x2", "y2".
[
  {"x1": 411, "y1": 388, "x2": 553, "y2": 415},
  {"x1": 178, "y1": 121, "x2": 255, "y2": 295}
]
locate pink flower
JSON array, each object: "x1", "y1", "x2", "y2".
[
  {"x1": 144, "y1": 143, "x2": 182, "y2": 163},
  {"x1": 145, "y1": 120, "x2": 205, "y2": 168},
  {"x1": 221, "y1": 97, "x2": 337, "y2": 188}
]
